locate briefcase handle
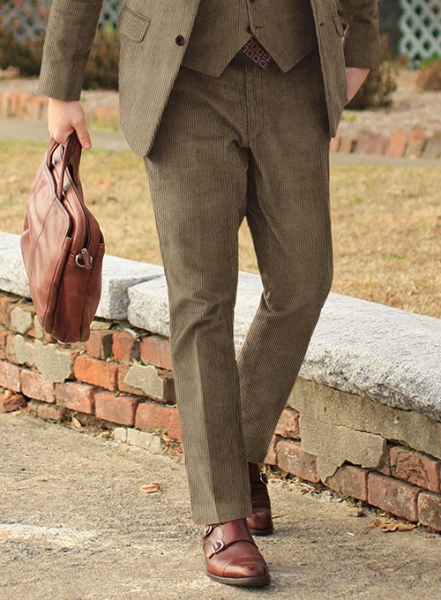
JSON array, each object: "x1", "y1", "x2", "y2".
[{"x1": 47, "y1": 131, "x2": 83, "y2": 201}]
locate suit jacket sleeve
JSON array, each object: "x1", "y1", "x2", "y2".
[
  {"x1": 336, "y1": 0, "x2": 380, "y2": 69},
  {"x1": 38, "y1": 0, "x2": 104, "y2": 100}
]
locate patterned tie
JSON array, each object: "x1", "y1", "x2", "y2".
[{"x1": 240, "y1": 37, "x2": 272, "y2": 70}]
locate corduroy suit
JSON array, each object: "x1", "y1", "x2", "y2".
[{"x1": 39, "y1": 0, "x2": 380, "y2": 525}]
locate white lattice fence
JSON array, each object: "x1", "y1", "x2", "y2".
[
  {"x1": 0, "y1": 0, "x2": 125, "y2": 41},
  {"x1": 399, "y1": 0, "x2": 441, "y2": 59}
]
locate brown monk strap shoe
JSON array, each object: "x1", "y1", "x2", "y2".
[
  {"x1": 247, "y1": 463, "x2": 274, "y2": 536},
  {"x1": 202, "y1": 518, "x2": 270, "y2": 587}
]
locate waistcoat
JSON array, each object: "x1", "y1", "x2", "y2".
[{"x1": 182, "y1": 0, "x2": 318, "y2": 77}]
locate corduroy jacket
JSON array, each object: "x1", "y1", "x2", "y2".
[{"x1": 38, "y1": 0, "x2": 380, "y2": 157}]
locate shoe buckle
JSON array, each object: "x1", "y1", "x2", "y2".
[
  {"x1": 209, "y1": 539, "x2": 225, "y2": 558},
  {"x1": 259, "y1": 472, "x2": 268, "y2": 485},
  {"x1": 202, "y1": 524, "x2": 214, "y2": 539}
]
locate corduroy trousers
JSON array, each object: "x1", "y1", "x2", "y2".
[{"x1": 144, "y1": 47, "x2": 333, "y2": 525}]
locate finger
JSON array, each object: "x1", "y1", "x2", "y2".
[{"x1": 74, "y1": 122, "x2": 92, "y2": 150}]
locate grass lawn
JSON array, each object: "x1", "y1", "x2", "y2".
[{"x1": 1, "y1": 139, "x2": 440, "y2": 319}]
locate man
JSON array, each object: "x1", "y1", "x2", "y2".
[{"x1": 39, "y1": 0, "x2": 379, "y2": 587}]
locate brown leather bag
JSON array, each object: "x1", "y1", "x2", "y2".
[{"x1": 21, "y1": 132, "x2": 105, "y2": 343}]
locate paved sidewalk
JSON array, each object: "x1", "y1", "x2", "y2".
[
  {"x1": 1, "y1": 411, "x2": 440, "y2": 600},
  {"x1": 1, "y1": 117, "x2": 441, "y2": 167}
]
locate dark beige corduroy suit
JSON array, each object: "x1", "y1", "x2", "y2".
[{"x1": 39, "y1": 0, "x2": 380, "y2": 525}]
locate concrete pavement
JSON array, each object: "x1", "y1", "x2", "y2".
[{"x1": 1, "y1": 410, "x2": 441, "y2": 600}]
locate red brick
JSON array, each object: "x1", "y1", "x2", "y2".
[
  {"x1": 404, "y1": 128, "x2": 427, "y2": 158},
  {"x1": 20, "y1": 370, "x2": 55, "y2": 403},
  {"x1": 275, "y1": 408, "x2": 300, "y2": 440},
  {"x1": 28, "y1": 400, "x2": 66, "y2": 422},
  {"x1": 326, "y1": 464, "x2": 368, "y2": 501},
  {"x1": 355, "y1": 130, "x2": 390, "y2": 155},
  {"x1": 338, "y1": 133, "x2": 357, "y2": 154},
  {"x1": 160, "y1": 371, "x2": 176, "y2": 405},
  {"x1": 94, "y1": 391, "x2": 139, "y2": 426},
  {"x1": 367, "y1": 472, "x2": 420, "y2": 522},
  {"x1": 135, "y1": 402, "x2": 182, "y2": 441},
  {"x1": 418, "y1": 492, "x2": 441, "y2": 532},
  {"x1": 112, "y1": 331, "x2": 139, "y2": 363},
  {"x1": 277, "y1": 440, "x2": 319, "y2": 483},
  {"x1": 74, "y1": 355, "x2": 118, "y2": 391},
  {"x1": 0, "y1": 330, "x2": 7, "y2": 360},
  {"x1": 140, "y1": 335, "x2": 173, "y2": 371},
  {"x1": 376, "y1": 448, "x2": 391, "y2": 476},
  {"x1": 0, "y1": 360, "x2": 21, "y2": 392},
  {"x1": 386, "y1": 130, "x2": 410, "y2": 157},
  {"x1": 330, "y1": 134, "x2": 341, "y2": 153},
  {"x1": 0, "y1": 295, "x2": 16, "y2": 328},
  {"x1": 389, "y1": 445, "x2": 441, "y2": 494},
  {"x1": 264, "y1": 435, "x2": 278, "y2": 465},
  {"x1": 55, "y1": 382, "x2": 95, "y2": 414},
  {"x1": 0, "y1": 392, "x2": 26, "y2": 412},
  {"x1": 85, "y1": 330, "x2": 113, "y2": 360}
]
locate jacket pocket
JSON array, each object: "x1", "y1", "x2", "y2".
[
  {"x1": 332, "y1": 14, "x2": 347, "y2": 37},
  {"x1": 117, "y1": 5, "x2": 150, "y2": 42}
]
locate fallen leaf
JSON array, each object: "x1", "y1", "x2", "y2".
[
  {"x1": 367, "y1": 516, "x2": 416, "y2": 532},
  {"x1": 140, "y1": 483, "x2": 161, "y2": 494},
  {"x1": 72, "y1": 416, "x2": 82, "y2": 429},
  {"x1": 380, "y1": 521, "x2": 416, "y2": 533},
  {"x1": 272, "y1": 514, "x2": 284, "y2": 519}
]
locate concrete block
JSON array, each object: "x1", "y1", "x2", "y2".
[
  {"x1": 422, "y1": 132, "x2": 441, "y2": 159},
  {"x1": 34, "y1": 341, "x2": 74, "y2": 383},
  {"x1": 300, "y1": 416, "x2": 386, "y2": 481},
  {"x1": 128, "y1": 277, "x2": 170, "y2": 337},
  {"x1": 96, "y1": 254, "x2": 163, "y2": 320},
  {"x1": 298, "y1": 293, "x2": 441, "y2": 422},
  {"x1": 0, "y1": 233, "x2": 30, "y2": 298},
  {"x1": 126, "y1": 428, "x2": 157, "y2": 451},
  {"x1": 234, "y1": 272, "x2": 263, "y2": 352},
  {"x1": 123, "y1": 364, "x2": 164, "y2": 400},
  {"x1": 10, "y1": 306, "x2": 34, "y2": 334},
  {"x1": 289, "y1": 378, "x2": 441, "y2": 461},
  {"x1": 113, "y1": 427, "x2": 128, "y2": 443},
  {"x1": 11, "y1": 335, "x2": 35, "y2": 366}
]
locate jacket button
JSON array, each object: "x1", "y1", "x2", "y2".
[{"x1": 175, "y1": 35, "x2": 185, "y2": 46}]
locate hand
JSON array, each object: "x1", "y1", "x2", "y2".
[
  {"x1": 345, "y1": 67, "x2": 370, "y2": 103},
  {"x1": 48, "y1": 98, "x2": 92, "y2": 149}
]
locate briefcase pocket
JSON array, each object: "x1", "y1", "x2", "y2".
[{"x1": 117, "y1": 5, "x2": 151, "y2": 42}]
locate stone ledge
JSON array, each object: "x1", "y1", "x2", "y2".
[
  {"x1": 0, "y1": 232, "x2": 164, "y2": 321},
  {"x1": 1, "y1": 231, "x2": 441, "y2": 424}
]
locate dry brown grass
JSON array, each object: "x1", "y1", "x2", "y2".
[{"x1": 1, "y1": 140, "x2": 440, "y2": 319}]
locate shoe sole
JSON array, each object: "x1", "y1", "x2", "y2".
[
  {"x1": 248, "y1": 525, "x2": 274, "y2": 536},
  {"x1": 207, "y1": 572, "x2": 271, "y2": 587}
]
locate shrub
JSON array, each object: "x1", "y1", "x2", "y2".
[
  {"x1": 83, "y1": 27, "x2": 120, "y2": 91},
  {"x1": 0, "y1": 29, "x2": 43, "y2": 77},
  {"x1": 0, "y1": 26, "x2": 120, "y2": 90},
  {"x1": 416, "y1": 60, "x2": 441, "y2": 92},
  {"x1": 347, "y1": 35, "x2": 398, "y2": 110}
]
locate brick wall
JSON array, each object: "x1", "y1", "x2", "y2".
[{"x1": 1, "y1": 290, "x2": 441, "y2": 532}]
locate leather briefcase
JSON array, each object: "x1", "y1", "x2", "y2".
[{"x1": 21, "y1": 131, "x2": 105, "y2": 343}]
